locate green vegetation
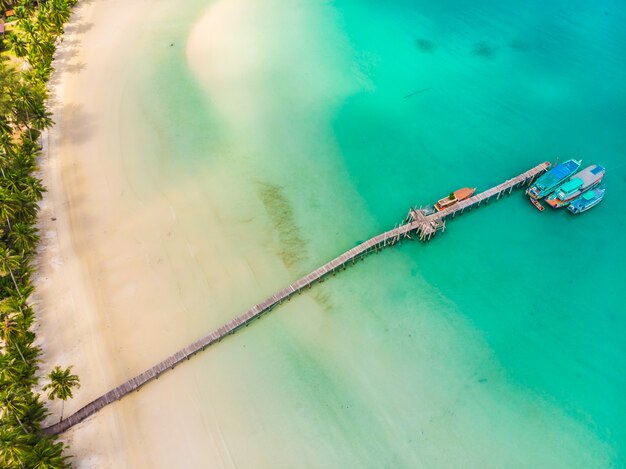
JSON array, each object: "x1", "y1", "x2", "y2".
[
  {"x1": 42, "y1": 367, "x2": 80, "y2": 423},
  {"x1": 1, "y1": 1, "x2": 77, "y2": 467}
]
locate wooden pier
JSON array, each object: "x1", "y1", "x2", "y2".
[
  {"x1": 43, "y1": 161, "x2": 550, "y2": 435},
  {"x1": 408, "y1": 161, "x2": 551, "y2": 241}
]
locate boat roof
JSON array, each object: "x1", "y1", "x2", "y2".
[
  {"x1": 591, "y1": 165, "x2": 605, "y2": 175},
  {"x1": 573, "y1": 164, "x2": 605, "y2": 185},
  {"x1": 582, "y1": 191, "x2": 596, "y2": 201},
  {"x1": 535, "y1": 159, "x2": 581, "y2": 189},
  {"x1": 453, "y1": 187, "x2": 475, "y2": 198},
  {"x1": 561, "y1": 178, "x2": 583, "y2": 192},
  {"x1": 551, "y1": 159, "x2": 581, "y2": 179}
]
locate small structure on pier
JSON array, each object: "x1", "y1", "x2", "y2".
[{"x1": 407, "y1": 161, "x2": 551, "y2": 241}]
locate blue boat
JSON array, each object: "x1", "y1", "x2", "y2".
[
  {"x1": 568, "y1": 186, "x2": 605, "y2": 214},
  {"x1": 526, "y1": 159, "x2": 582, "y2": 200},
  {"x1": 545, "y1": 164, "x2": 605, "y2": 208}
]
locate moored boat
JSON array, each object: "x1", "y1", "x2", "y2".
[
  {"x1": 530, "y1": 197, "x2": 545, "y2": 211},
  {"x1": 526, "y1": 159, "x2": 582, "y2": 199},
  {"x1": 434, "y1": 187, "x2": 476, "y2": 211},
  {"x1": 568, "y1": 186, "x2": 605, "y2": 214},
  {"x1": 545, "y1": 164, "x2": 605, "y2": 208}
]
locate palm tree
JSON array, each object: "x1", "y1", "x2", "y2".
[
  {"x1": 6, "y1": 32, "x2": 28, "y2": 57},
  {"x1": 28, "y1": 438, "x2": 69, "y2": 469},
  {"x1": 31, "y1": 101, "x2": 53, "y2": 132},
  {"x1": 0, "y1": 62, "x2": 17, "y2": 115},
  {"x1": 46, "y1": 0, "x2": 72, "y2": 34},
  {"x1": 0, "y1": 244, "x2": 21, "y2": 292},
  {"x1": 42, "y1": 366, "x2": 80, "y2": 422},
  {"x1": 0, "y1": 352, "x2": 36, "y2": 387},
  {"x1": 9, "y1": 221, "x2": 39, "y2": 253},
  {"x1": 0, "y1": 187, "x2": 20, "y2": 230},
  {"x1": 20, "y1": 397, "x2": 48, "y2": 434},
  {"x1": 10, "y1": 86, "x2": 39, "y2": 139},
  {"x1": 0, "y1": 312, "x2": 27, "y2": 362},
  {"x1": 0, "y1": 428, "x2": 30, "y2": 469},
  {"x1": 0, "y1": 385, "x2": 30, "y2": 428}
]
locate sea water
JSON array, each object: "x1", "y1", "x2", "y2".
[{"x1": 116, "y1": 0, "x2": 625, "y2": 466}]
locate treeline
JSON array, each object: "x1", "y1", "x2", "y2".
[{"x1": 1, "y1": 1, "x2": 79, "y2": 468}]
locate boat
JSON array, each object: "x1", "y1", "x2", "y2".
[
  {"x1": 526, "y1": 159, "x2": 582, "y2": 199},
  {"x1": 545, "y1": 164, "x2": 605, "y2": 208},
  {"x1": 568, "y1": 186, "x2": 605, "y2": 214},
  {"x1": 530, "y1": 197, "x2": 545, "y2": 211},
  {"x1": 434, "y1": 187, "x2": 476, "y2": 212}
]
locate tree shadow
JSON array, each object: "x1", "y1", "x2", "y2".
[
  {"x1": 63, "y1": 21, "x2": 93, "y2": 36},
  {"x1": 60, "y1": 103, "x2": 96, "y2": 146},
  {"x1": 65, "y1": 61, "x2": 86, "y2": 74}
]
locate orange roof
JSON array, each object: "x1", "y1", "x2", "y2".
[
  {"x1": 453, "y1": 187, "x2": 476, "y2": 201},
  {"x1": 6, "y1": 10, "x2": 15, "y2": 17}
]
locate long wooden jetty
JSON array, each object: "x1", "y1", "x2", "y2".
[{"x1": 43, "y1": 161, "x2": 550, "y2": 435}]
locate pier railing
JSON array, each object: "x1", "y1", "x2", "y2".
[{"x1": 43, "y1": 161, "x2": 550, "y2": 435}]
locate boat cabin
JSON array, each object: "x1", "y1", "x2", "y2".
[{"x1": 556, "y1": 178, "x2": 583, "y2": 199}]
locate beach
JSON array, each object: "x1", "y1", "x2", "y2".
[{"x1": 35, "y1": 0, "x2": 624, "y2": 467}]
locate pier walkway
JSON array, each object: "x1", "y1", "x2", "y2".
[{"x1": 43, "y1": 161, "x2": 550, "y2": 435}]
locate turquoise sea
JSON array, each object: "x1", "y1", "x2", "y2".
[{"x1": 119, "y1": 0, "x2": 625, "y2": 466}]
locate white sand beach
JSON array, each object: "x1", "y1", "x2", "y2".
[
  {"x1": 33, "y1": 0, "x2": 615, "y2": 468},
  {"x1": 34, "y1": 0, "x2": 324, "y2": 466}
]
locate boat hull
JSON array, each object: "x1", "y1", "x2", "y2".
[
  {"x1": 545, "y1": 165, "x2": 605, "y2": 208},
  {"x1": 568, "y1": 187, "x2": 605, "y2": 214}
]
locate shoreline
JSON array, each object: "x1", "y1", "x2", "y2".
[
  {"x1": 33, "y1": 1, "x2": 332, "y2": 466},
  {"x1": 34, "y1": 1, "x2": 137, "y2": 465},
  {"x1": 32, "y1": 0, "x2": 619, "y2": 467}
]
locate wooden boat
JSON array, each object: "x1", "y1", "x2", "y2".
[
  {"x1": 545, "y1": 164, "x2": 605, "y2": 208},
  {"x1": 526, "y1": 159, "x2": 581, "y2": 199},
  {"x1": 530, "y1": 197, "x2": 545, "y2": 211},
  {"x1": 434, "y1": 187, "x2": 476, "y2": 212},
  {"x1": 568, "y1": 186, "x2": 605, "y2": 214}
]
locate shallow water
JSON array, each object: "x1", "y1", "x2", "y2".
[{"x1": 113, "y1": 0, "x2": 625, "y2": 466}]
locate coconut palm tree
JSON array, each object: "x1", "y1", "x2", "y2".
[
  {"x1": 0, "y1": 427, "x2": 30, "y2": 469},
  {"x1": 0, "y1": 385, "x2": 30, "y2": 428},
  {"x1": 30, "y1": 100, "x2": 53, "y2": 132},
  {"x1": 20, "y1": 396, "x2": 48, "y2": 434},
  {"x1": 0, "y1": 352, "x2": 36, "y2": 387},
  {"x1": 0, "y1": 187, "x2": 20, "y2": 230},
  {"x1": 42, "y1": 366, "x2": 80, "y2": 422},
  {"x1": 0, "y1": 244, "x2": 21, "y2": 292},
  {"x1": 10, "y1": 86, "x2": 39, "y2": 139},
  {"x1": 6, "y1": 31, "x2": 28, "y2": 57},
  {"x1": 27, "y1": 438, "x2": 69, "y2": 469},
  {"x1": 0, "y1": 312, "x2": 27, "y2": 361},
  {"x1": 0, "y1": 62, "x2": 18, "y2": 114},
  {"x1": 9, "y1": 221, "x2": 39, "y2": 253}
]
